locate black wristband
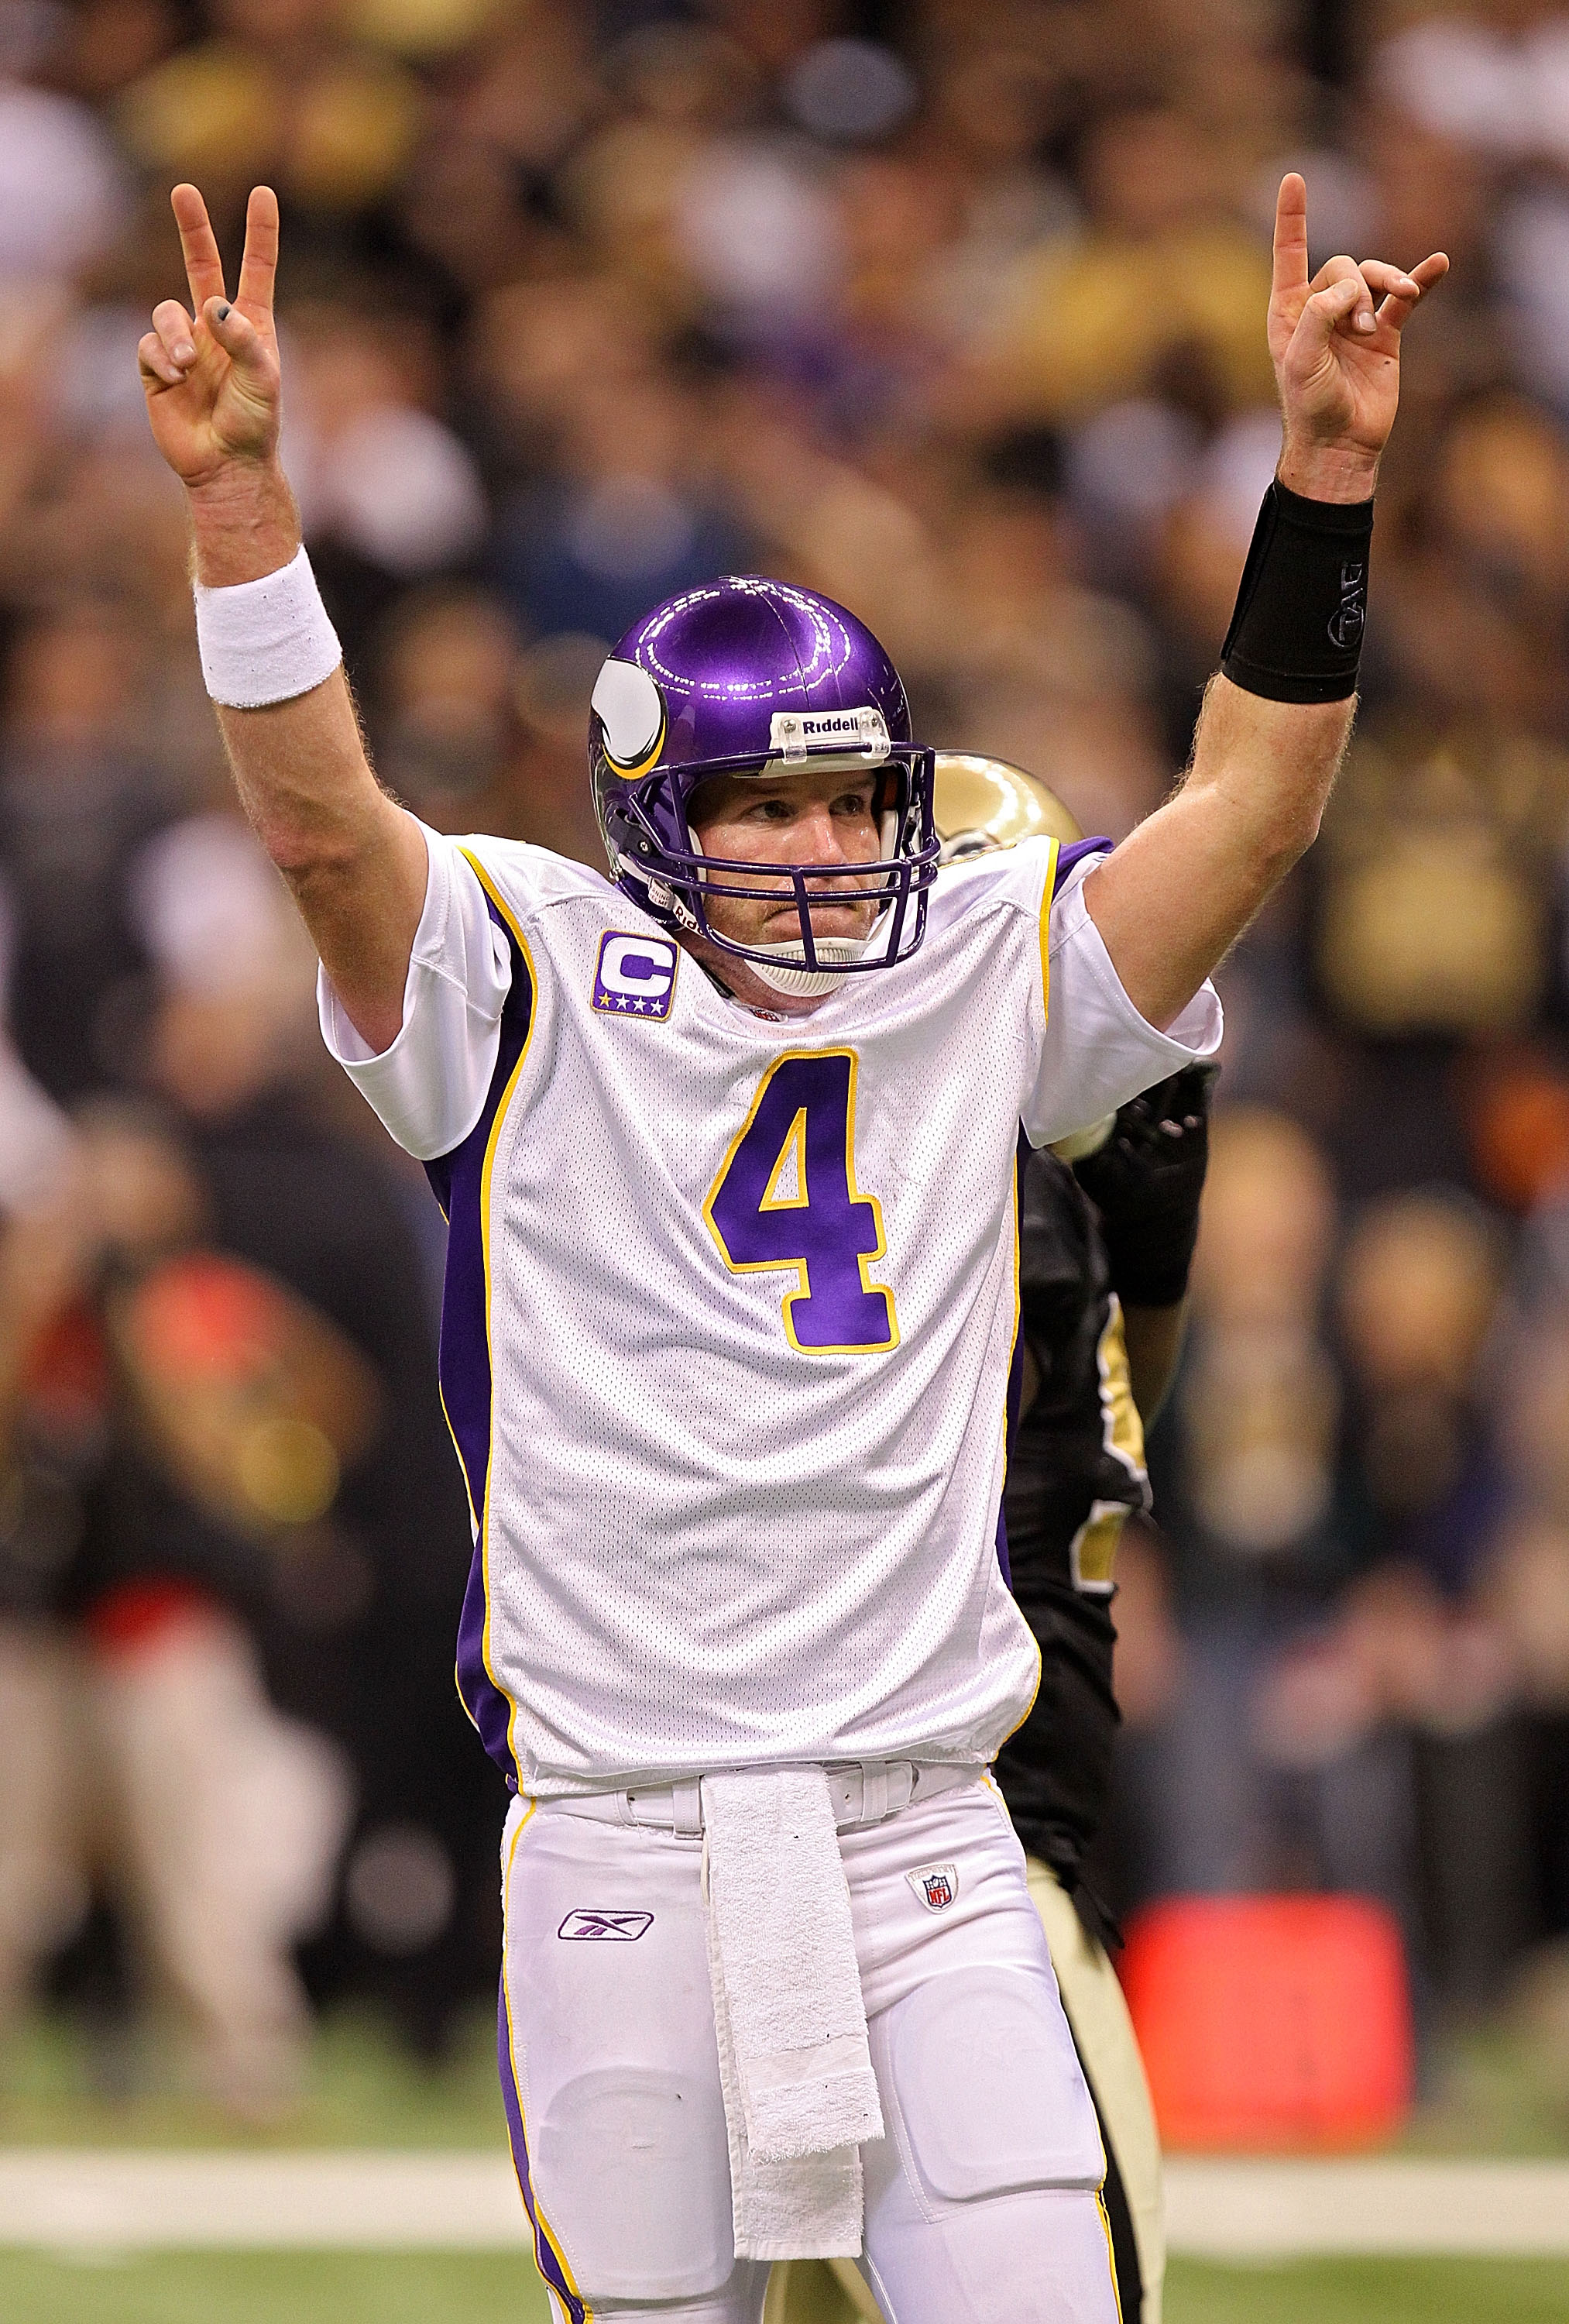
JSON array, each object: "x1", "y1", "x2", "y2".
[{"x1": 1220, "y1": 479, "x2": 1373, "y2": 704}]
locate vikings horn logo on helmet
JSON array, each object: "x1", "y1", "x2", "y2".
[
  {"x1": 589, "y1": 576, "x2": 939, "y2": 993},
  {"x1": 591, "y1": 657, "x2": 666, "y2": 778}
]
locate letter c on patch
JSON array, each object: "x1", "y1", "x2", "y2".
[{"x1": 599, "y1": 935, "x2": 675, "y2": 998}]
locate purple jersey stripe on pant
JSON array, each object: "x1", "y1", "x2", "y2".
[{"x1": 497, "y1": 1971, "x2": 589, "y2": 2323}]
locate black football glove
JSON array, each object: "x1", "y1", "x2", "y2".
[{"x1": 1071, "y1": 1062, "x2": 1217, "y2": 1308}]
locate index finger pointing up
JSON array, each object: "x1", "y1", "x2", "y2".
[
  {"x1": 1272, "y1": 172, "x2": 1310, "y2": 300},
  {"x1": 236, "y1": 184, "x2": 280, "y2": 318},
  {"x1": 170, "y1": 182, "x2": 228, "y2": 313}
]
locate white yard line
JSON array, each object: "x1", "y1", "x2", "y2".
[
  {"x1": 0, "y1": 2152, "x2": 529, "y2": 2250},
  {"x1": 1163, "y1": 2157, "x2": 1569, "y2": 2257},
  {"x1": 0, "y1": 2151, "x2": 1567, "y2": 2257}
]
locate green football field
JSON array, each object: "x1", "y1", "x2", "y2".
[
  {"x1": 0, "y1": 2251, "x2": 1567, "y2": 2324},
  {"x1": 3, "y1": 2008, "x2": 1567, "y2": 2321},
  {"x1": 5, "y1": 1996, "x2": 1567, "y2": 2154}
]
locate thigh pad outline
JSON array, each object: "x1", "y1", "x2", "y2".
[
  {"x1": 534, "y1": 2065, "x2": 735, "y2": 2302},
  {"x1": 886, "y1": 1967, "x2": 1105, "y2": 2205}
]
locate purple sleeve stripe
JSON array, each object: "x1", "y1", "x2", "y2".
[
  {"x1": 437, "y1": 885, "x2": 537, "y2": 1787},
  {"x1": 1052, "y1": 837, "x2": 1113, "y2": 896},
  {"x1": 498, "y1": 1972, "x2": 591, "y2": 2322}
]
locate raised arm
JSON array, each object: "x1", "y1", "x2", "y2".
[
  {"x1": 1083, "y1": 176, "x2": 1447, "y2": 1030},
  {"x1": 139, "y1": 185, "x2": 425, "y2": 1054}
]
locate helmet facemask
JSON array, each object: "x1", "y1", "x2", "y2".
[
  {"x1": 587, "y1": 575, "x2": 938, "y2": 985},
  {"x1": 594, "y1": 737, "x2": 939, "y2": 991}
]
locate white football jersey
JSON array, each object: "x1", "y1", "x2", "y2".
[{"x1": 320, "y1": 824, "x2": 1220, "y2": 1794}]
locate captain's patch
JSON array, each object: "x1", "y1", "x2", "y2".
[{"x1": 592, "y1": 931, "x2": 678, "y2": 1020}]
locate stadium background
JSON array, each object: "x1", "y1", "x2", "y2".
[{"x1": 1, "y1": 0, "x2": 1568, "y2": 2315}]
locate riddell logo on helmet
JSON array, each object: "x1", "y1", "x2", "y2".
[{"x1": 771, "y1": 706, "x2": 890, "y2": 761}]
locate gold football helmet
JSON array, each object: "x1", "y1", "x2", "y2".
[
  {"x1": 933, "y1": 755, "x2": 1111, "y2": 1160},
  {"x1": 932, "y1": 752, "x2": 1083, "y2": 862}
]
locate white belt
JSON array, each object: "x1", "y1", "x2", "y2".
[{"x1": 552, "y1": 1759, "x2": 974, "y2": 1835}]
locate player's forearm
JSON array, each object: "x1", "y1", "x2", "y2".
[
  {"x1": 1080, "y1": 170, "x2": 1446, "y2": 1034},
  {"x1": 1083, "y1": 675, "x2": 1352, "y2": 1030},
  {"x1": 187, "y1": 455, "x2": 300, "y2": 586},
  {"x1": 191, "y1": 462, "x2": 426, "y2": 1050},
  {"x1": 190, "y1": 458, "x2": 375, "y2": 871},
  {"x1": 212, "y1": 662, "x2": 384, "y2": 878},
  {"x1": 215, "y1": 682, "x2": 424, "y2": 1037},
  {"x1": 1121, "y1": 1299, "x2": 1187, "y2": 1422},
  {"x1": 1084, "y1": 429, "x2": 1371, "y2": 1030}
]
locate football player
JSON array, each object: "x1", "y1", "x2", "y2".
[
  {"x1": 138, "y1": 174, "x2": 1441, "y2": 2322},
  {"x1": 1002, "y1": 1057, "x2": 1212, "y2": 2324},
  {"x1": 768, "y1": 761, "x2": 1211, "y2": 2324}
]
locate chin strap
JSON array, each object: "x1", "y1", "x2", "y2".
[
  {"x1": 748, "y1": 937, "x2": 869, "y2": 997},
  {"x1": 639, "y1": 860, "x2": 874, "y2": 995}
]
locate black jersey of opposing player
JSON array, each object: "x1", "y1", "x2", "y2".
[{"x1": 995, "y1": 1149, "x2": 1150, "y2": 1898}]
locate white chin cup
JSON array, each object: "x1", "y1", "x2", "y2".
[{"x1": 747, "y1": 936, "x2": 868, "y2": 996}]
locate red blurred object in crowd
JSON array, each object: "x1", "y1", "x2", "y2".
[
  {"x1": 1120, "y1": 1894, "x2": 1414, "y2": 2149},
  {"x1": 1468, "y1": 1055, "x2": 1569, "y2": 1212},
  {"x1": 21, "y1": 1298, "x2": 111, "y2": 1430},
  {"x1": 81, "y1": 1575, "x2": 223, "y2": 1660},
  {"x1": 129, "y1": 1252, "x2": 289, "y2": 1382}
]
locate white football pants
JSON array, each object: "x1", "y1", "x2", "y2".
[{"x1": 497, "y1": 1773, "x2": 1120, "y2": 2324}]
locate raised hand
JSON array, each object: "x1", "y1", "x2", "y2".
[
  {"x1": 131, "y1": 184, "x2": 493, "y2": 1060},
  {"x1": 139, "y1": 184, "x2": 282, "y2": 492},
  {"x1": 1267, "y1": 173, "x2": 1447, "y2": 500}
]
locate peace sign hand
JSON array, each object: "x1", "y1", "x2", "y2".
[
  {"x1": 139, "y1": 184, "x2": 282, "y2": 492},
  {"x1": 1268, "y1": 174, "x2": 1447, "y2": 501}
]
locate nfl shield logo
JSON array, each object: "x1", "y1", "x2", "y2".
[{"x1": 907, "y1": 1861, "x2": 958, "y2": 1913}]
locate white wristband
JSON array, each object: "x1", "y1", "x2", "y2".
[{"x1": 193, "y1": 544, "x2": 343, "y2": 709}]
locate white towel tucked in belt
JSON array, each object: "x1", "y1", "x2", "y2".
[{"x1": 701, "y1": 1765, "x2": 884, "y2": 2260}]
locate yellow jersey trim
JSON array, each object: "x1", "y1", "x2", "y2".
[
  {"x1": 1096, "y1": 2187, "x2": 1125, "y2": 2324},
  {"x1": 1038, "y1": 834, "x2": 1061, "y2": 1027}
]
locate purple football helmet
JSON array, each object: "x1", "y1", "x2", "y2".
[{"x1": 589, "y1": 576, "x2": 938, "y2": 990}]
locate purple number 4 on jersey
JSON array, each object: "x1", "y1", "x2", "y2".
[{"x1": 705, "y1": 1050, "x2": 898, "y2": 1355}]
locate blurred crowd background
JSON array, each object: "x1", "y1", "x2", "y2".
[{"x1": 2, "y1": 0, "x2": 1569, "y2": 2128}]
